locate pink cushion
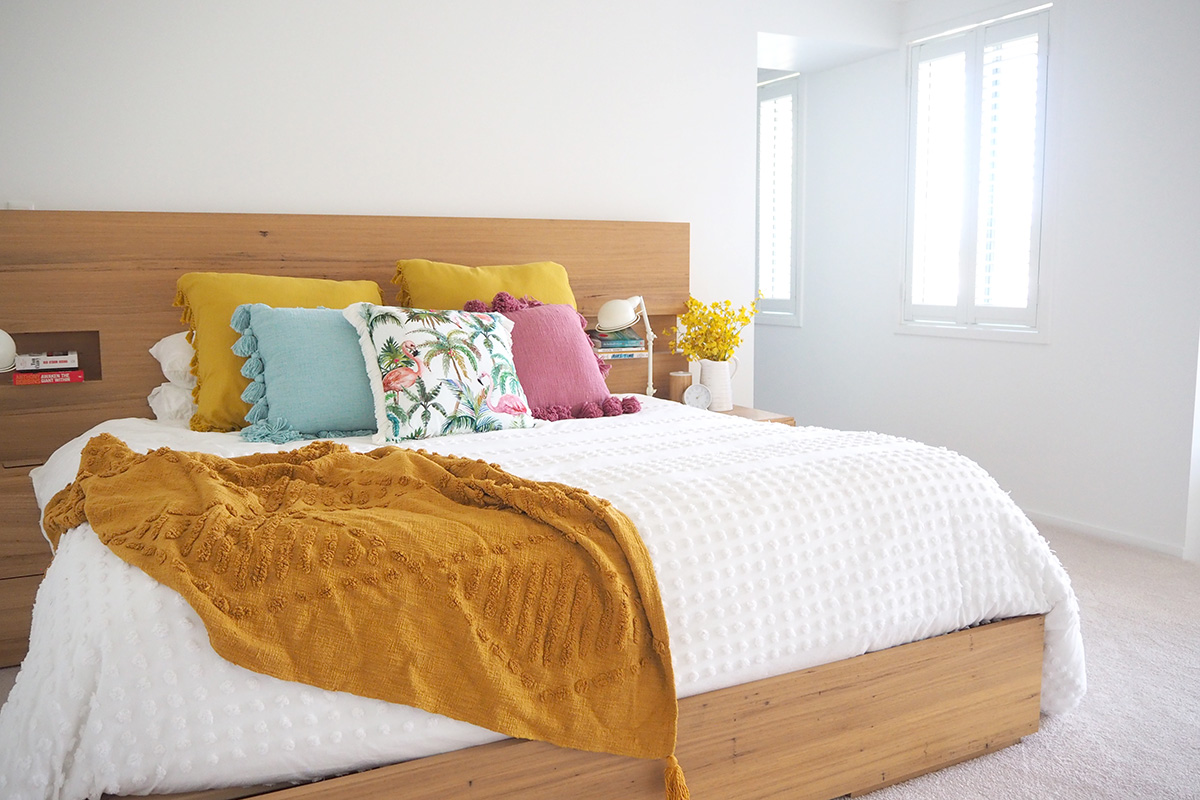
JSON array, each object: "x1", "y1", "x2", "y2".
[
  {"x1": 464, "y1": 293, "x2": 640, "y2": 420},
  {"x1": 506, "y1": 304, "x2": 614, "y2": 413}
]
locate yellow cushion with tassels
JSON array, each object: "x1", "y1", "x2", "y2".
[{"x1": 174, "y1": 272, "x2": 381, "y2": 433}]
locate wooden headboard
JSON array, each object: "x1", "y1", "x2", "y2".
[{"x1": 0, "y1": 211, "x2": 689, "y2": 467}]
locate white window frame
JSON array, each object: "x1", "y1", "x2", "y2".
[
  {"x1": 901, "y1": 7, "x2": 1051, "y2": 342},
  {"x1": 756, "y1": 73, "x2": 803, "y2": 326}
]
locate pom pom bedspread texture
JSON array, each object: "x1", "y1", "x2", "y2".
[{"x1": 0, "y1": 399, "x2": 1085, "y2": 800}]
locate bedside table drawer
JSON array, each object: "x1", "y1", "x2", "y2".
[
  {"x1": 0, "y1": 466, "x2": 51, "y2": 580},
  {"x1": 0, "y1": 574, "x2": 41, "y2": 667}
]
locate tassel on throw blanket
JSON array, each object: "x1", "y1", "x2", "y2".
[{"x1": 43, "y1": 434, "x2": 689, "y2": 797}]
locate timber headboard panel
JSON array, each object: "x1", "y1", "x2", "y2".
[{"x1": 0, "y1": 211, "x2": 689, "y2": 467}]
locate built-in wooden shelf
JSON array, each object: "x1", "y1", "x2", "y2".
[{"x1": 6, "y1": 330, "x2": 103, "y2": 382}]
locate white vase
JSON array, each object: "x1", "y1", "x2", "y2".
[{"x1": 698, "y1": 357, "x2": 737, "y2": 412}]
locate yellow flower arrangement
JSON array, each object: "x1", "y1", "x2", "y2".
[{"x1": 665, "y1": 295, "x2": 758, "y2": 362}]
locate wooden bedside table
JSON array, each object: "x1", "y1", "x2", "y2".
[
  {"x1": 717, "y1": 405, "x2": 795, "y2": 426},
  {"x1": 0, "y1": 460, "x2": 50, "y2": 667}
]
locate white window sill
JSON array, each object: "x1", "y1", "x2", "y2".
[
  {"x1": 755, "y1": 311, "x2": 803, "y2": 328},
  {"x1": 896, "y1": 321, "x2": 1048, "y2": 344}
]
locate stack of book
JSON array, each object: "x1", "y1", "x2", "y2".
[
  {"x1": 588, "y1": 328, "x2": 647, "y2": 359},
  {"x1": 12, "y1": 350, "x2": 84, "y2": 384}
]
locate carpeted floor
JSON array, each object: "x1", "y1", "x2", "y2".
[{"x1": 0, "y1": 526, "x2": 1197, "y2": 797}]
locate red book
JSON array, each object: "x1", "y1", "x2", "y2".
[{"x1": 12, "y1": 369, "x2": 85, "y2": 385}]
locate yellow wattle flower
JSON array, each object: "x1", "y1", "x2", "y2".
[{"x1": 664, "y1": 294, "x2": 758, "y2": 362}]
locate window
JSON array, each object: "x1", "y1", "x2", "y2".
[
  {"x1": 903, "y1": 7, "x2": 1050, "y2": 337},
  {"x1": 756, "y1": 73, "x2": 802, "y2": 324}
]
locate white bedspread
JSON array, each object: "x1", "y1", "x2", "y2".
[{"x1": 0, "y1": 398, "x2": 1086, "y2": 799}]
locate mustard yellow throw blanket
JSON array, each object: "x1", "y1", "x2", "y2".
[{"x1": 44, "y1": 434, "x2": 688, "y2": 797}]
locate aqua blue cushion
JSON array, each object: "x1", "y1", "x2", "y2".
[{"x1": 231, "y1": 304, "x2": 376, "y2": 443}]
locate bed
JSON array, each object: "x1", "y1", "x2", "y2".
[{"x1": 0, "y1": 211, "x2": 1085, "y2": 800}]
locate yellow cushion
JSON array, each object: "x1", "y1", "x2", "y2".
[
  {"x1": 175, "y1": 273, "x2": 382, "y2": 432},
  {"x1": 393, "y1": 259, "x2": 576, "y2": 309}
]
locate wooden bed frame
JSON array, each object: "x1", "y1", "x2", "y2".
[{"x1": 0, "y1": 211, "x2": 1043, "y2": 800}]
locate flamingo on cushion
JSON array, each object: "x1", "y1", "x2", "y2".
[
  {"x1": 479, "y1": 374, "x2": 528, "y2": 415},
  {"x1": 487, "y1": 391, "x2": 528, "y2": 415},
  {"x1": 382, "y1": 341, "x2": 426, "y2": 393}
]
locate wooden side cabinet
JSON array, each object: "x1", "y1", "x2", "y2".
[
  {"x1": 717, "y1": 405, "x2": 795, "y2": 426},
  {"x1": 0, "y1": 463, "x2": 50, "y2": 667}
]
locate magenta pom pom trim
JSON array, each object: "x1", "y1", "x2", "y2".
[
  {"x1": 533, "y1": 404, "x2": 571, "y2": 421},
  {"x1": 530, "y1": 394, "x2": 641, "y2": 421},
  {"x1": 466, "y1": 292, "x2": 544, "y2": 314}
]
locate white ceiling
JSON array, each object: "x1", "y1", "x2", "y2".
[{"x1": 757, "y1": 31, "x2": 895, "y2": 74}]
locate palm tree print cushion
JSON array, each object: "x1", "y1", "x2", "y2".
[{"x1": 344, "y1": 303, "x2": 535, "y2": 443}]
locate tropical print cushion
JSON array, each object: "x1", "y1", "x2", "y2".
[{"x1": 343, "y1": 303, "x2": 534, "y2": 442}]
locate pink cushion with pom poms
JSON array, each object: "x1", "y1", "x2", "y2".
[{"x1": 467, "y1": 293, "x2": 641, "y2": 420}]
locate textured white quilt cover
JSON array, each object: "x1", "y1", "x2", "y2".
[{"x1": 0, "y1": 398, "x2": 1086, "y2": 799}]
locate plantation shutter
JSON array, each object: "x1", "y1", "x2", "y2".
[
  {"x1": 756, "y1": 75, "x2": 802, "y2": 318},
  {"x1": 904, "y1": 9, "x2": 1048, "y2": 331},
  {"x1": 910, "y1": 44, "x2": 967, "y2": 313},
  {"x1": 974, "y1": 30, "x2": 1041, "y2": 310}
]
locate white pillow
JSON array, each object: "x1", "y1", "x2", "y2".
[
  {"x1": 149, "y1": 331, "x2": 196, "y2": 388},
  {"x1": 147, "y1": 382, "x2": 197, "y2": 426}
]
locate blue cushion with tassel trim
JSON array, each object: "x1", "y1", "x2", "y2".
[{"x1": 231, "y1": 304, "x2": 376, "y2": 443}]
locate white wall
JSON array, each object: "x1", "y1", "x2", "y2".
[
  {"x1": 7, "y1": 0, "x2": 1194, "y2": 554},
  {"x1": 757, "y1": 0, "x2": 1200, "y2": 555},
  {"x1": 1188, "y1": 332, "x2": 1200, "y2": 561},
  {"x1": 1, "y1": 1, "x2": 737, "y2": 221},
  {"x1": 0, "y1": 0, "x2": 900, "y2": 408}
]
